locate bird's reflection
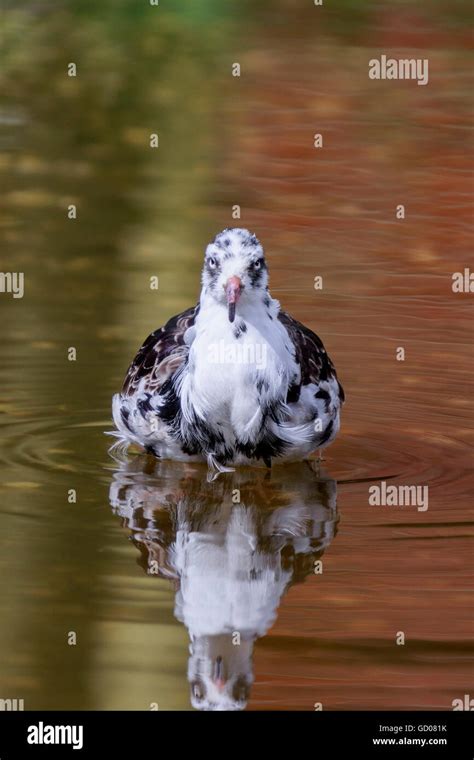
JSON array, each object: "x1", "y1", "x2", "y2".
[{"x1": 109, "y1": 458, "x2": 339, "y2": 710}]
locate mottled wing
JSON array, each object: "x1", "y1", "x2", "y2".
[
  {"x1": 122, "y1": 304, "x2": 199, "y2": 397},
  {"x1": 278, "y1": 310, "x2": 345, "y2": 402}
]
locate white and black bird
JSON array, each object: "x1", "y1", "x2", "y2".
[{"x1": 112, "y1": 228, "x2": 344, "y2": 472}]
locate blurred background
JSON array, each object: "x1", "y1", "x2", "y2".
[{"x1": 0, "y1": 0, "x2": 472, "y2": 709}]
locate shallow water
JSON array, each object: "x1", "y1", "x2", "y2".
[{"x1": 0, "y1": 1, "x2": 472, "y2": 710}]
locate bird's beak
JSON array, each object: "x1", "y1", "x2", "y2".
[
  {"x1": 225, "y1": 276, "x2": 242, "y2": 323},
  {"x1": 213, "y1": 656, "x2": 225, "y2": 691}
]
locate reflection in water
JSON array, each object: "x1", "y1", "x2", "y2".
[{"x1": 109, "y1": 458, "x2": 338, "y2": 710}]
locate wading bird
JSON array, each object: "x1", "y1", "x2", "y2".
[{"x1": 112, "y1": 228, "x2": 344, "y2": 473}]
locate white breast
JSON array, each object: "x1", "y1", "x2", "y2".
[
  {"x1": 173, "y1": 508, "x2": 292, "y2": 638},
  {"x1": 179, "y1": 298, "x2": 298, "y2": 446}
]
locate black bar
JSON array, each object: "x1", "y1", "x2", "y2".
[{"x1": 0, "y1": 710, "x2": 472, "y2": 757}]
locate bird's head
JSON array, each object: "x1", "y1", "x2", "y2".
[
  {"x1": 201, "y1": 228, "x2": 269, "y2": 322},
  {"x1": 188, "y1": 633, "x2": 254, "y2": 711}
]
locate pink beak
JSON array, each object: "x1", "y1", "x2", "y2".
[
  {"x1": 225, "y1": 276, "x2": 242, "y2": 323},
  {"x1": 213, "y1": 656, "x2": 225, "y2": 690}
]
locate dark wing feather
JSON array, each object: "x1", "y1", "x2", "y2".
[
  {"x1": 278, "y1": 310, "x2": 345, "y2": 402},
  {"x1": 122, "y1": 304, "x2": 199, "y2": 397}
]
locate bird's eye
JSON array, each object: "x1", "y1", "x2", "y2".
[
  {"x1": 232, "y1": 677, "x2": 248, "y2": 702},
  {"x1": 192, "y1": 681, "x2": 205, "y2": 701},
  {"x1": 208, "y1": 256, "x2": 217, "y2": 269}
]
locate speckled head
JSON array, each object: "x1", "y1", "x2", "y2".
[{"x1": 201, "y1": 228, "x2": 269, "y2": 322}]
